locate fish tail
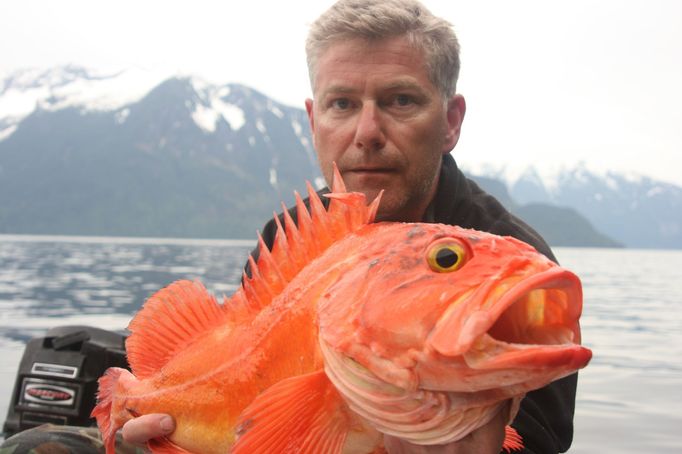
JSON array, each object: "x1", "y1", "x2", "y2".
[
  {"x1": 502, "y1": 425, "x2": 524, "y2": 452},
  {"x1": 91, "y1": 367, "x2": 133, "y2": 454}
]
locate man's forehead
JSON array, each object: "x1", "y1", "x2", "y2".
[
  {"x1": 313, "y1": 38, "x2": 433, "y2": 94},
  {"x1": 319, "y1": 78, "x2": 426, "y2": 96}
]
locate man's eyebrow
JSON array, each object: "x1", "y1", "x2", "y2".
[
  {"x1": 321, "y1": 81, "x2": 427, "y2": 94},
  {"x1": 320, "y1": 85, "x2": 357, "y2": 97},
  {"x1": 381, "y1": 80, "x2": 432, "y2": 99},
  {"x1": 382, "y1": 80, "x2": 423, "y2": 91}
]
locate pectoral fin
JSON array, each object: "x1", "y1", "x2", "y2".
[{"x1": 231, "y1": 369, "x2": 382, "y2": 454}]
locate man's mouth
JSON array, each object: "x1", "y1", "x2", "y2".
[{"x1": 344, "y1": 167, "x2": 396, "y2": 176}]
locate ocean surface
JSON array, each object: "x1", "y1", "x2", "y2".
[{"x1": 0, "y1": 234, "x2": 681, "y2": 452}]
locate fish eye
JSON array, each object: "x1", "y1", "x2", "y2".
[{"x1": 426, "y1": 240, "x2": 468, "y2": 273}]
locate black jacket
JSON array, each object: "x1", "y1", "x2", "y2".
[{"x1": 248, "y1": 154, "x2": 577, "y2": 453}]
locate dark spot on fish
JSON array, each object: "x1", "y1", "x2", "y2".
[
  {"x1": 125, "y1": 407, "x2": 140, "y2": 417},
  {"x1": 368, "y1": 259, "x2": 379, "y2": 269},
  {"x1": 236, "y1": 418, "x2": 254, "y2": 437},
  {"x1": 399, "y1": 256, "x2": 422, "y2": 269},
  {"x1": 407, "y1": 226, "x2": 426, "y2": 238}
]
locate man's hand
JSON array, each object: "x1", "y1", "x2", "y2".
[
  {"x1": 121, "y1": 413, "x2": 175, "y2": 446},
  {"x1": 383, "y1": 401, "x2": 511, "y2": 454}
]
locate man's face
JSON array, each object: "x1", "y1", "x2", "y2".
[{"x1": 306, "y1": 36, "x2": 465, "y2": 222}]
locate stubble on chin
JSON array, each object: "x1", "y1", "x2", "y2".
[{"x1": 373, "y1": 176, "x2": 437, "y2": 222}]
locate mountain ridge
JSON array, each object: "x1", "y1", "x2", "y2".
[{"x1": 1, "y1": 66, "x2": 679, "y2": 248}]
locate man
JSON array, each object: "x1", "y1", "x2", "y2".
[
  {"x1": 123, "y1": 1, "x2": 577, "y2": 453},
  {"x1": 1, "y1": 1, "x2": 577, "y2": 452}
]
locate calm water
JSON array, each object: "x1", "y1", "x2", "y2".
[{"x1": 0, "y1": 234, "x2": 681, "y2": 452}]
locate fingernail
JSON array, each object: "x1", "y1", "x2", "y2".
[{"x1": 160, "y1": 416, "x2": 175, "y2": 433}]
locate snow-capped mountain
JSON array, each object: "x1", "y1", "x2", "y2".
[
  {"x1": 1, "y1": 66, "x2": 679, "y2": 248},
  {"x1": 462, "y1": 163, "x2": 682, "y2": 249},
  {"x1": 0, "y1": 66, "x2": 322, "y2": 239},
  {"x1": 0, "y1": 66, "x2": 169, "y2": 138}
]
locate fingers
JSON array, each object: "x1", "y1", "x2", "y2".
[{"x1": 121, "y1": 413, "x2": 175, "y2": 445}]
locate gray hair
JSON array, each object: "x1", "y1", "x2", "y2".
[{"x1": 306, "y1": 0, "x2": 461, "y2": 98}]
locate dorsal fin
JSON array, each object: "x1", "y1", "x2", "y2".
[{"x1": 236, "y1": 165, "x2": 380, "y2": 312}]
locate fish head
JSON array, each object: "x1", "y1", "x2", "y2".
[{"x1": 318, "y1": 222, "x2": 592, "y2": 395}]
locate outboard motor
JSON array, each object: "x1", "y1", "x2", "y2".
[{"x1": 2, "y1": 326, "x2": 129, "y2": 437}]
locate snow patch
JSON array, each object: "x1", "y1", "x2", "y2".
[
  {"x1": 647, "y1": 186, "x2": 664, "y2": 197},
  {"x1": 255, "y1": 119, "x2": 267, "y2": 134},
  {"x1": 314, "y1": 176, "x2": 327, "y2": 190},
  {"x1": 270, "y1": 105, "x2": 284, "y2": 119},
  {"x1": 217, "y1": 86, "x2": 231, "y2": 98},
  {"x1": 0, "y1": 86, "x2": 48, "y2": 120},
  {"x1": 190, "y1": 93, "x2": 245, "y2": 132},
  {"x1": 0, "y1": 125, "x2": 17, "y2": 141},
  {"x1": 604, "y1": 175, "x2": 620, "y2": 191},
  {"x1": 192, "y1": 103, "x2": 220, "y2": 133},
  {"x1": 115, "y1": 108, "x2": 130, "y2": 124},
  {"x1": 212, "y1": 98, "x2": 245, "y2": 131},
  {"x1": 292, "y1": 119, "x2": 303, "y2": 136}
]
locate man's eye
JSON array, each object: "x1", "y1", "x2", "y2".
[
  {"x1": 331, "y1": 98, "x2": 351, "y2": 110},
  {"x1": 394, "y1": 94, "x2": 414, "y2": 107}
]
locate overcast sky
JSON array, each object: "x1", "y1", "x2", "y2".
[{"x1": 2, "y1": 0, "x2": 681, "y2": 185}]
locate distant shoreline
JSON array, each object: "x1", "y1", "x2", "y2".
[{"x1": 0, "y1": 233, "x2": 255, "y2": 247}]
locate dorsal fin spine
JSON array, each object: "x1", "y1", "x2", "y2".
[
  {"x1": 331, "y1": 163, "x2": 347, "y2": 193},
  {"x1": 307, "y1": 182, "x2": 333, "y2": 250},
  {"x1": 295, "y1": 191, "x2": 318, "y2": 256},
  {"x1": 367, "y1": 191, "x2": 383, "y2": 223},
  {"x1": 248, "y1": 252, "x2": 277, "y2": 306},
  {"x1": 233, "y1": 176, "x2": 374, "y2": 313},
  {"x1": 256, "y1": 232, "x2": 286, "y2": 293},
  {"x1": 281, "y1": 202, "x2": 309, "y2": 266},
  {"x1": 242, "y1": 268, "x2": 266, "y2": 310},
  {"x1": 271, "y1": 213, "x2": 296, "y2": 281}
]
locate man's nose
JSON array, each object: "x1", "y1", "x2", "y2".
[{"x1": 354, "y1": 103, "x2": 386, "y2": 151}]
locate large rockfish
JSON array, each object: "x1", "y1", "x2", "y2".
[{"x1": 92, "y1": 169, "x2": 592, "y2": 453}]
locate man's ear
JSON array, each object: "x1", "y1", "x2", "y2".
[
  {"x1": 305, "y1": 98, "x2": 315, "y2": 134},
  {"x1": 442, "y1": 94, "x2": 466, "y2": 154}
]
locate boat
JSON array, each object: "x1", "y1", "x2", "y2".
[{"x1": 2, "y1": 325, "x2": 129, "y2": 438}]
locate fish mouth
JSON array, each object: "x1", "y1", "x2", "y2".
[
  {"x1": 429, "y1": 266, "x2": 590, "y2": 369},
  {"x1": 485, "y1": 267, "x2": 583, "y2": 347},
  {"x1": 470, "y1": 267, "x2": 592, "y2": 373}
]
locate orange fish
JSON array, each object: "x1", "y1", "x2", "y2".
[{"x1": 92, "y1": 168, "x2": 592, "y2": 453}]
